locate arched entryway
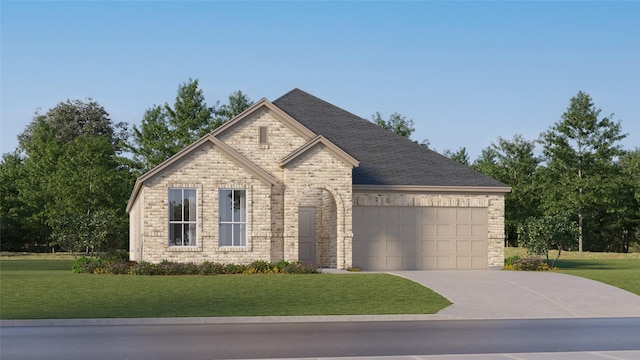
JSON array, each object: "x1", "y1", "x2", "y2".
[{"x1": 297, "y1": 188, "x2": 337, "y2": 268}]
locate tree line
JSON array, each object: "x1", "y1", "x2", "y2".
[
  {"x1": 434, "y1": 92, "x2": 638, "y2": 254},
  {"x1": 1, "y1": 83, "x2": 638, "y2": 255}
]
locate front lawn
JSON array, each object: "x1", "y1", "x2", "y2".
[
  {"x1": 0, "y1": 259, "x2": 451, "y2": 320},
  {"x1": 555, "y1": 259, "x2": 640, "y2": 296},
  {"x1": 504, "y1": 247, "x2": 640, "y2": 296}
]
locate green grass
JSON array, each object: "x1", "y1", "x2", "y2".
[
  {"x1": 0, "y1": 259, "x2": 451, "y2": 320},
  {"x1": 555, "y1": 259, "x2": 640, "y2": 296},
  {"x1": 504, "y1": 247, "x2": 640, "y2": 296}
]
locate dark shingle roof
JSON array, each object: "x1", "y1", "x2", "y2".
[{"x1": 273, "y1": 88, "x2": 507, "y2": 188}]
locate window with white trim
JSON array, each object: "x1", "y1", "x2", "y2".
[
  {"x1": 168, "y1": 188, "x2": 197, "y2": 246},
  {"x1": 219, "y1": 189, "x2": 246, "y2": 246}
]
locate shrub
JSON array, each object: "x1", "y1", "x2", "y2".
[
  {"x1": 77, "y1": 259, "x2": 321, "y2": 275},
  {"x1": 504, "y1": 255, "x2": 522, "y2": 266},
  {"x1": 504, "y1": 256, "x2": 551, "y2": 271},
  {"x1": 224, "y1": 263, "x2": 246, "y2": 274},
  {"x1": 200, "y1": 261, "x2": 224, "y2": 275},
  {"x1": 346, "y1": 266, "x2": 361, "y2": 272},
  {"x1": 248, "y1": 260, "x2": 272, "y2": 274},
  {"x1": 72, "y1": 256, "x2": 101, "y2": 274}
]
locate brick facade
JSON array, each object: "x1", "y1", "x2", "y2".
[{"x1": 129, "y1": 106, "x2": 354, "y2": 267}]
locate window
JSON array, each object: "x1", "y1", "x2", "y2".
[
  {"x1": 169, "y1": 188, "x2": 197, "y2": 246},
  {"x1": 219, "y1": 189, "x2": 246, "y2": 246},
  {"x1": 259, "y1": 126, "x2": 268, "y2": 145}
]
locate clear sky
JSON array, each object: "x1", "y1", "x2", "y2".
[{"x1": 2, "y1": 1, "x2": 639, "y2": 160}]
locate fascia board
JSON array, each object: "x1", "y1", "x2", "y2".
[
  {"x1": 280, "y1": 135, "x2": 359, "y2": 168},
  {"x1": 352, "y1": 184, "x2": 512, "y2": 194}
]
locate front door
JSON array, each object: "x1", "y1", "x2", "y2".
[{"x1": 298, "y1": 207, "x2": 316, "y2": 265}]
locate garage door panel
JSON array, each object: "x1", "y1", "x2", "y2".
[
  {"x1": 471, "y1": 239, "x2": 485, "y2": 252},
  {"x1": 421, "y1": 208, "x2": 437, "y2": 221},
  {"x1": 471, "y1": 224, "x2": 485, "y2": 237},
  {"x1": 436, "y1": 224, "x2": 451, "y2": 237},
  {"x1": 456, "y1": 224, "x2": 470, "y2": 237},
  {"x1": 456, "y1": 256, "x2": 470, "y2": 269},
  {"x1": 456, "y1": 239, "x2": 470, "y2": 252},
  {"x1": 386, "y1": 240, "x2": 403, "y2": 255},
  {"x1": 471, "y1": 256, "x2": 486, "y2": 269},
  {"x1": 353, "y1": 206, "x2": 488, "y2": 270},
  {"x1": 387, "y1": 223, "x2": 402, "y2": 237},
  {"x1": 456, "y1": 208, "x2": 471, "y2": 221},
  {"x1": 421, "y1": 224, "x2": 436, "y2": 238},
  {"x1": 421, "y1": 240, "x2": 435, "y2": 252},
  {"x1": 471, "y1": 208, "x2": 486, "y2": 222},
  {"x1": 436, "y1": 240, "x2": 450, "y2": 253}
]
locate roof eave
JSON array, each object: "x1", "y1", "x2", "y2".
[{"x1": 352, "y1": 184, "x2": 512, "y2": 193}]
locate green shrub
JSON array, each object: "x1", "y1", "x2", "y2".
[
  {"x1": 224, "y1": 263, "x2": 246, "y2": 274},
  {"x1": 200, "y1": 261, "x2": 224, "y2": 275},
  {"x1": 248, "y1": 260, "x2": 272, "y2": 274},
  {"x1": 504, "y1": 256, "x2": 551, "y2": 271},
  {"x1": 71, "y1": 256, "x2": 101, "y2": 274},
  {"x1": 80, "y1": 259, "x2": 320, "y2": 275},
  {"x1": 504, "y1": 255, "x2": 522, "y2": 266}
]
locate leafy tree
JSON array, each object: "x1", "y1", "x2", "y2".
[
  {"x1": 593, "y1": 149, "x2": 640, "y2": 252},
  {"x1": 517, "y1": 214, "x2": 578, "y2": 267},
  {"x1": 17, "y1": 100, "x2": 133, "y2": 253},
  {"x1": 130, "y1": 79, "x2": 253, "y2": 172},
  {"x1": 371, "y1": 112, "x2": 415, "y2": 138},
  {"x1": 472, "y1": 135, "x2": 541, "y2": 245},
  {"x1": 0, "y1": 152, "x2": 40, "y2": 251},
  {"x1": 538, "y1": 91, "x2": 627, "y2": 252},
  {"x1": 216, "y1": 90, "x2": 253, "y2": 125},
  {"x1": 442, "y1": 147, "x2": 470, "y2": 165}
]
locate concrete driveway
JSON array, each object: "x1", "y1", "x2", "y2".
[{"x1": 390, "y1": 270, "x2": 640, "y2": 319}]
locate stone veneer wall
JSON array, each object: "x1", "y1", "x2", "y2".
[{"x1": 353, "y1": 192, "x2": 506, "y2": 268}]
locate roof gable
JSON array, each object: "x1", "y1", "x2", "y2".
[
  {"x1": 211, "y1": 98, "x2": 315, "y2": 140},
  {"x1": 280, "y1": 135, "x2": 359, "y2": 168},
  {"x1": 126, "y1": 134, "x2": 278, "y2": 212},
  {"x1": 273, "y1": 89, "x2": 509, "y2": 189}
]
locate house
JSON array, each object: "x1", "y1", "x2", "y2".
[{"x1": 126, "y1": 89, "x2": 510, "y2": 270}]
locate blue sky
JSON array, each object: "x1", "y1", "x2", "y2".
[{"x1": 2, "y1": 1, "x2": 639, "y2": 160}]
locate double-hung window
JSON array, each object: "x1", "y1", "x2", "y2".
[
  {"x1": 169, "y1": 188, "x2": 197, "y2": 246},
  {"x1": 219, "y1": 189, "x2": 246, "y2": 246}
]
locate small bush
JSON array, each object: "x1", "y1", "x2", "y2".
[
  {"x1": 200, "y1": 261, "x2": 224, "y2": 275},
  {"x1": 504, "y1": 256, "x2": 551, "y2": 271},
  {"x1": 224, "y1": 263, "x2": 246, "y2": 274},
  {"x1": 346, "y1": 266, "x2": 361, "y2": 272},
  {"x1": 72, "y1": 256, "x2": 101, "y2": 274},
  {"x1": 504, "y1": 255, "x2": 522, "y2": 266}
]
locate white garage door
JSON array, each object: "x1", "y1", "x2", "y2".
[{"x1": 352, "y1": 206, "x2": 488, "y2": 270}]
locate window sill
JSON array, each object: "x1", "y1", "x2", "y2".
[
  {"x1": 167, "y1": 246, "x2": 201, "y2": 252},
  {"x1": 217, "y1": 246, "x2": 250, "y2": 252}
]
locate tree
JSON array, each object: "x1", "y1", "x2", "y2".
[
  {"x1": 517, "y1": 214, "x2": 578, "y2": 268},
  {"x1": 539, "y1": 91, "x2": 627, "y2": 252},
  {"x1": 129, "y1": 80, "x2": 253, "y2": 172},
  {"x1": 17, "y1": 100, "x2": 133, "y2": 253},
  {"x1": 442, "y1": 147, "x2": 470, "y2": 165},
  {"x1": 0, "y1": 152, "x2": 40, "y2": 251},
  {"x1": 472, "y1": 135, "x2": 541, "y2": 245},
  {"x1": 216, "y1": 90, "x2": 253, "y2": 125},
  {"x1": 371, "y1": 112, "x2": 415, "y2": 138}
]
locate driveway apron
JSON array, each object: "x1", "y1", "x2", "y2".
[{"x1": 390, "y1": 270, "x2": 640, "y2": 319}]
